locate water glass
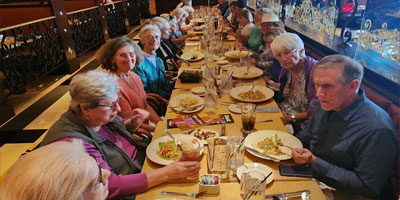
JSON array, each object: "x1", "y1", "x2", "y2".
[
  {"x1": 240, "y1": 171, "x2": 267, "y2": 200},
  {"x1": 205, "y1": 84, "x2": 218, "y2": 108},
  {"x1": 240, "y1": 54, "x2": 248, "y2": 66},
  {"x1": 220, "y1": 73, "x2": 233, "y2": 94},
  {"x1": 179, "y1": 138, "x2": 202, "y2": 180},
  {"x1": 241, "y1": 103, "x2": 257, "y2": 135},
  {"x1": 226, "y1": 136, "x2": 245, "y2": 173}
]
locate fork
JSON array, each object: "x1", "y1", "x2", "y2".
[
  {"x1": 161, "y1": 191, "x2": 205, "y2": 198},
  {"x1": 163, "y1": 130, "x2": 183, "y2": 152}
]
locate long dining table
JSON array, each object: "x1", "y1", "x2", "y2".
[{"x1": 136, "y1": 32, "x2": 326, "y2": 200}]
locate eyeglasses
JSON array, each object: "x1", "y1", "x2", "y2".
[
  {"x1": 98, "y1": 96, "x2": 120, "y2": 110},
  {"x1": 118, "y1": 52, "x2": 135, "y2": 59},
  {"x1": 144, "y1": 35, "x2": 160, "y2": 40},
  {"x1": 89, "y1": 154, "x2": 105, "y2": 186},
  {"x1": 276, "y1": 49, "x2": 297, "y2": 58}
]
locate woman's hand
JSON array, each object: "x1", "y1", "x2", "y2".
[
  {"x1": 281, "y1": 113, "x2": 291, "y2": 125},
  {"x1": 164, "y1": 161, "x2": 201, "y2": 180},
  {"x1": 124, "y1": 108, "x2": 150, "y2": 132}
]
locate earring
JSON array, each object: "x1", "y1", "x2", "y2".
[{"x1": 85, "y1": 116, "x2": 91, "y2": 122}]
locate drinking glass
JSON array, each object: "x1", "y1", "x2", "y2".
[
  {"x1": 220, "y1": 73, "x2": 233, "y2": 94},
  {"x1": 240, "y1": 53, "x2": 248, "y2": 66},
  {"x1": 241, "y1": 103, "x2": 257, "y2": 135},
  {"x1": 240, "y1": 171, "x2": 267, "y2": 200},
  {"x1": 205, "y1": 85, "x2": 218, "y2": 108},
  {"x1": 179, "y1": 138, "x2": 202, "y2": 180},
  {"x1": 226, "y1": 136, "x2": 245, "y2": 174}
]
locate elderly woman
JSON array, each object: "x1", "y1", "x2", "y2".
[
  {"x1": 135, "y1": 24, "x2": 174, "y2": 99},
  {"x1": 252, "y1": 28, "x2": 285, "y2": 86},
  {"x1": 1, "y1": 140, "x2": 110, "y2": 200},
  {"x1": 171, "y1": 8, "x2": 192, "y2": 33},
  {"x1": 244, "y1": 8, "x2": 275, "y2": 52},
  {"x1": 97, "y1": 37, "x2": 162, "y2": 133},
  {"x1": 227, "y1": 9, "x2": 256, "y2": 49},
  {"x1": 40, "y1": 70, "x2": 200, "y2": 199},
  {"x1": 149, "y1": 16, "x2": 181, "y2": 71},
  {"x1": 181, "y1": 6, "x2": 197, "y2": 30},
  {"x1": 271, "y1": 33, "x2": 319, "y2": 135}
]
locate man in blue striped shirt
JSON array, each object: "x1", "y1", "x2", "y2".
[{"x1": 292, "y1": 55, "x2": 398, "y2": 200}]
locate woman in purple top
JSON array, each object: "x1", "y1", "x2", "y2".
[
  {"x1": 40, "y1": 70, "x2": 200, "y2": 200},
  {"x1": 270, "y1": 33, "x2": 319, "y2": 134}
]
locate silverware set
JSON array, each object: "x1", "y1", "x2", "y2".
[{"x1": 161, "y1": 191, "x2": 205, "y2": 198}]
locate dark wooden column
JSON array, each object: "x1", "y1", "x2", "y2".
[
  {"x1": 48, "y1": 0, "x2": 79, "y2": 73},
  {"x1": 94, "y1": 0, "x2": 111, "y2": 41}
]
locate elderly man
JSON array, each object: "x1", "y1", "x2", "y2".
[{"x1": 292, "y1": 55, "x2": 399, "y2": 200}]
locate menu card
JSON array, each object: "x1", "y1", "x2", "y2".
[{"x1": 167, "y1": 111, "x2": 234, "y2": 130}]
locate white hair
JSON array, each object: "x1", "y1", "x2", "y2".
[
  {"x1": 139, "y1": 24, "x2": 161, "y2": 40},
  {"x1": 0, "y1": 140, "x2": 98, "y2": 200},
  {"x1": 150, "y1": 16, "x2": 170, "y2": 30},
  {"x1": 69, "y1": 70, "x2": 120, "y2": 114},
  {"x1": 182, "y1": 6, "x2": 194, "y2": 14},
  {"x1": 171, "y1": 7, "x2": 189, "y2": 22},
  {"x1": 270, "y1": 33, "x2": 306, "y2": 57}
]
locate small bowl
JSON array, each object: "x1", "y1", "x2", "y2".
[{"x1": 199, "y1": 174, "x2": 221, "y2": 195}]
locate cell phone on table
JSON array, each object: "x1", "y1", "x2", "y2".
[{"x1": 279, "y1": 165, "x2": 312, "y2": 178}]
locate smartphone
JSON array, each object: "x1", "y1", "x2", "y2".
[{"x1": 279, "y1": 165, "x2": 313, "y2": 178}]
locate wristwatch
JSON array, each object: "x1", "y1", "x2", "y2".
[{"x1": 291, "y1": 114, "x2": 296, "y2": 123}]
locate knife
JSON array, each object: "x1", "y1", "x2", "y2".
[
  {"x1": 264, "y1": 190, "x2": 310, "y2": 199},
  {"x1": 245, "y1": 146, "x2": 280, "y2": 162}
]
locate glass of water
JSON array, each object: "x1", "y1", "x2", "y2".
[{"x1": 226, "y1": 136, "x2": 245, "y2": 174}]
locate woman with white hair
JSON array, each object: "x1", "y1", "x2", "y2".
[
  {"x1": 270, "y1": 32, "x2": 319, "y2": 135},
  {"x1": 0, "y1": 140, "x2": 110, "y2": 200},
  {"x1": 227, "y1": 9, "x2": 256, "y2": 49},
  {"x1": 39, "y1": 70, "x2": 199, "y2": 199},
  {"x1": 149, "y1": 16, "x2": 182, "y2": 71},
  {"x1": 136, "y1": 24, "x2": 174, "y2": 99},
  {"x1": 171, "y1": 7, "x2": 196, "y2": 33}
]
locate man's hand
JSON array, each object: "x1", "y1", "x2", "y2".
[{"x1": 292, "y1": 148, "x2": 316, "y2": 165}]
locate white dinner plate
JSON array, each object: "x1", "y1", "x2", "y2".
[
  {"x1": 180, "y1": 51, "x2": 204, "y2": 62},
  {"x1": 190, "y1": 129, "x2": 220, "y2": 145},
  {"x1": 236, "y1": 162, "x2": 274, "y2": 185},
  {"x1": 146, "y1": 134, "x2": 204, "y2": 165},
  {"x1": 224, "y1": 50, "x2": 253, "y2": 60},
  {"x1": 228, "y1": 103, "x2": 245, "y2": 114},
  {"x1": 230, "y1": 85, "x2": 274, "y2": 103},
  {"x1": 170, "y1": 94, "x2": 205, "y2": 113},
  {"x1": 190, "y1": 86, "x2": 205, "y2": 96},
  {"x1": 232, "y1": 67, "x2": 263, "y2": 79},
  {"x1": 244, "y1": 130, "x2": 303, "y2": 161}
]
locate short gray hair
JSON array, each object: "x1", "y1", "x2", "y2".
[
  {"x1": 139, "y1": 24, "x2": 161, "y2": 40},
  {"x1": 270, "y1": 33, "x2": 305, "y2": 57},
  {"x1": 69, "y1": 70, "x2": 120, "y2": 114},
  {"x1": 314, "y1": 54, "x2": 364, "y2": 86},
  {"x1": 150, "y1": 16, "x2": 170, "y2": 30}
]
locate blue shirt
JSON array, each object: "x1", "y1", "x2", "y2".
[
  {"x1": 297, "y1": 89, "x2": 399, "y2": 198},
  {"x1": 133, "y1": 55, "x2": 173, "y2": 99}
]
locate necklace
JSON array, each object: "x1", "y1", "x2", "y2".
[{"x1": 119, "y1": 73, "x2": 144, "y2": 100}]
